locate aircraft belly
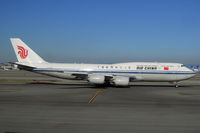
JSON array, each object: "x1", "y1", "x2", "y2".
[
  {"x1": 176, "y1": 74, "x2": 195, "y2": 81},
  {"x1": 137, "y1": 74, "x2": 177, "y2": 81}
]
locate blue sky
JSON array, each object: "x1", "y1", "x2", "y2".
[{"x1": 0, "y1": 0, "x2": 200, "y2": 64}]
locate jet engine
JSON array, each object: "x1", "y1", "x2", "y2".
[
  {"x1": 88, "y1": 74, "x2": 105, "y2": 84},
  {"x1": 111, "y1": 76, "x2": 129, "y2": 86}
]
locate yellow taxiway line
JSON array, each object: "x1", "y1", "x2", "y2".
[{"x1": 88, "y1": 89, "x2": 103, "y2": 104}]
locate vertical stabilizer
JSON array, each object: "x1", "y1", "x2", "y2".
[{"x1": 10, "y1": 38, "x2": 46, "y2": 65}]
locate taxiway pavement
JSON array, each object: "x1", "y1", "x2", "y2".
[{"x1": 0, "y1": 70, "x2": 200, "y2": 133}]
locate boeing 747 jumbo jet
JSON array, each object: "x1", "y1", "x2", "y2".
[{"x1": 10, "y1": 38, "x2": 196, "y2": 87}]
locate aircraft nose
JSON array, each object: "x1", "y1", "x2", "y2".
[
  {"x1": 185, "y1": 66, "x2": 193, "y2": 71},
  {"x1": 188, "y1": 68, "x2": 197, "y2": 77},
  {"x1": 184, "y1": 67, "x2": 197, "y2": 78}
]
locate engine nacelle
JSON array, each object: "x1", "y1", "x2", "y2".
[
  {"x1": 111, "y1": 76, "x2": 129, "y2": 86},
  {"x1": 88, "y1": 74, "x2": 105, "y2": 84}
]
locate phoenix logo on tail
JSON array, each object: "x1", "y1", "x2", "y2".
[{"x1": 17, "y1": 45, "x2": 28, "y2": 59}]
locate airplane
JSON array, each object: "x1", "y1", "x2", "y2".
[{"x1": 10, "y1": 38, "x2": 196, "y2": 87}]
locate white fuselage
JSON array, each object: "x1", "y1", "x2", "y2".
[{"x1": 32, "y1": 62, "x2": 196, "y2": 82}]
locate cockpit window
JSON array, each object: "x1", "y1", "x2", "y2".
[{"x1": 181, "y1": 65, "x2": 185, "y2": 67}]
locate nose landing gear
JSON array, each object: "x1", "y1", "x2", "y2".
[
  {"x1": 175, "y1": 83, "x2": 179, "y2": 88},
  {"x1": 169, "y1": 81, "x2": 179, "y2": 88}
]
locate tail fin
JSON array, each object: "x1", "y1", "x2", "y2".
[{"x1": 10, "y1": 38, "x2": 46, "y2": 65}]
